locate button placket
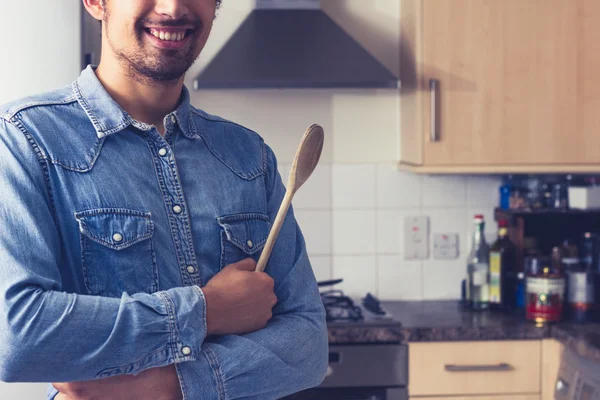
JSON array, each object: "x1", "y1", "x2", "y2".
[{"x1": 150, "y1": 135, "x2": 202, "y2": 287}]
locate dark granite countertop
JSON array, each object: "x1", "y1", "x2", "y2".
[{"x1": 327, "y1": 300, "x2": 600, "y2": 361}]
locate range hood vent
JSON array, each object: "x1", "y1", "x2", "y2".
[{"x1": 194, "y1": 0, "x2": 399, "y2": 89}]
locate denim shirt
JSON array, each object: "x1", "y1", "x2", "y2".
[{"x1": 0, "y1": 66, "x2": 328, "y2": 399}]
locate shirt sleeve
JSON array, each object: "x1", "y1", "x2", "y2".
[
  {"x1": 175, "y1": 143, "x2": 329, "y2": 399},
  {"x1": 0, "y1": 117, "x2": 208, "y2": 382}
]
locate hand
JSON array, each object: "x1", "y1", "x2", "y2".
[
  {"x1": 203, "y1": 258, "x2": 277, "y2": 336},
  {"x1": 52, "y1": 364, "x2": 182, "y2": 400}
]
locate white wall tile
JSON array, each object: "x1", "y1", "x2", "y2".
[
  {"x1": 331, "y1": 92, "x2": 399, "y2": 163},
  {"x1": 310, "y1": 256, "x2": 332, "y2": 283},
  {"x1": 376, "y1": 209, "x2": 418, "y2": 254},
  {"x1": 294, "y1": 210, "x2": 332, "y2": 255},
  {"x1": 292, "y1": 164, "x2": 331, "y2": 209},
  {"x1": 333, "y1": 210, "x2": 376, "y2": 254},
  {"x1": 422, "y1": 259, "x2": 466, "y2": 300},
  {"x1": 332, "y1": 256, "x2": 377, "y2": 298},
  {"x1": 332, "y1": 164, "x2": 376, "y2": 209},
  {"x1": 376, "y1": 164, "x2": 422, "y2": 208},
  {"x1": 278, "y1": 163, "x2": 291, "y2": 188},
  {"x1": 378, "y1": 256, "x2": 423, "y2": 300},
  {"x1": 467, "y1": 175, "x2": 502, "y2": 207},
  {"x1": 190, "y1": 91, "x2": 335, "y2": 164},
  {"x1": 422, "y1": 175, "x2": 467, "y2": 207}
]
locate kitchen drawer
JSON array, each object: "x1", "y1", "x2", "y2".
[
  {"x1": 410, "y1": 396, "x2": 539, "y2": 400},
  {"x1": 409, "y1": 340, "x2": 541, "y2": 396}
]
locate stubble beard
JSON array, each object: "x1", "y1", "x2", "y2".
[{"x1": 102, "y1": 4, "x2": 202, "y2": 85}]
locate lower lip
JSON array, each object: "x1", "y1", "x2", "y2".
[{"x1": 144, "y1": 30, "x2": 192, "y2": 50}]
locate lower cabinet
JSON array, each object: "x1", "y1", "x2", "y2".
[
  {"x1": 410, "y1": 396, "x2": 539, "y2": 400},
  {"x1": 409, "y1": 339, "x2": 565, "y2": 400},
  {"x1": 409, "y1": 340, "x2": 541, "y2": 397}
]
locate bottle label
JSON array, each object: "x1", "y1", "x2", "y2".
[
  {"x1": 568, "y1": 272, "x2": 593, "y2": 304},
  {"x1": 489, "y1": 252, "x2": 502, "y2": 304},
  {"x1": 526, "y1": 276, "x2": 565, "y2": 322},
  {"x1": 472, "y1": 263, "x2": 488, "y2": 286}
]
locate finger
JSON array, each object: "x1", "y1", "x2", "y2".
[{"x1": 233, "y1": 258, "x2": 257, "y2": 271}]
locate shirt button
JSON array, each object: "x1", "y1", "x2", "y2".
[
  {"x1": 186, "y1": 265, "x2": 196, "y2": 274},
  {"x1": 173, "y1": 205, "x2": 182, "y2": 214},
  {"x1": 247, "y1": 240, "x2": 254, "y2": 248},
  {"x1": 170, "y1": 115, "x2": 177, "y2": 125},
  {"x1": 112, "y1": 233, "x2": 123, "y2": 242},
  {"x1": 181, "y1": 346, "x2": 191, "y2": 356},
  {"x1": 158, "y1": 148, "x2": 168, "y2": 156}
]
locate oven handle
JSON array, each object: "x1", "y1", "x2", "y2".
[{"x1": 445, "y1": 363, "x2": 513, "y2": 372}]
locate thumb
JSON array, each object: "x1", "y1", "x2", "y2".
[{"x1": 233, "y1": 258, "x2": 257, "y2": 272}]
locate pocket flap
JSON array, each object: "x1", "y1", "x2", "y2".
[
  {"x1": 217, "y1": 213, "x2": 271, "y2": 255},
  {"x1": 75, "y1": 208, "x2": 154, "y2": 251}
]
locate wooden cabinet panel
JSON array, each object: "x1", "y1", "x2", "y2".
[
  {"x1": 400, "y1": 0, "x2": 600, "y2": 172},
  {"x1": 409, "y1": 340, "x2": 541, "y2": 397},
  {"x1": 541, "y1": 339, "x2": 564, "y2": 400},
  {"x1": 410, "y1": 396, "x2": 539, "y2": 400}
]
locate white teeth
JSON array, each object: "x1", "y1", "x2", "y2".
[{"x1": 149, "y1": 29, "x2": 187, "y2": 42}]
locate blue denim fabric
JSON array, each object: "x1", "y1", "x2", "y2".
[{"x1": 0, "y1": 66, "x2": 328, "y2": 399}]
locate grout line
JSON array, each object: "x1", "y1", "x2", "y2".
[{"x1": 373, "y1": 163, "x2": 379, "y2": 296}]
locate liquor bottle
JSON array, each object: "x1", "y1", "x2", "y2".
[
  {"x1": 489, "y1": 220, "x2": 517, "y2": 309},
  {"x1": 467, "y1": 215, "x2": 490, "y2": 310}
]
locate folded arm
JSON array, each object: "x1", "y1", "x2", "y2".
[
  {"x1": 175, "y1": 144, "x2": 329, "y2": 399},
  {"x1": 0, "y1": 118, "x2": 208, "y2": 382}
]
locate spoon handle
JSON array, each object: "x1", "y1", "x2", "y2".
[{"x1": 255, "y1": 190, "x2": 294, "y2": 272}]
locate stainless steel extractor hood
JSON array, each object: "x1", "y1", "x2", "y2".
[{"x1": 194, "y1": 0, "x2": 399, "y2": 89}]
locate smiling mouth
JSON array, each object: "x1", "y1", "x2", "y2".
[{"x1": 144, "y1": 28, "x2": 193, "y2": 42}]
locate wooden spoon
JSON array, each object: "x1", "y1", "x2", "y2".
[{"x1": 255, "y1": 124, "x2": 325, "y2": 272}]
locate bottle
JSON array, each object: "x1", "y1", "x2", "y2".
[
  {"x1": 565, "y1": 258, "x2": 593, "y2": 323},
  {"x1": 467, "y1": 215, "x2": 490, "y2": 310},
  {"x1": 526, "y1": 256, "x2": 566, "y2": 324},
  {"x1": 499, "y1": 175, "x2": 512, "y2": 210},
  {"x1": 489, "y1": 220, "x2": 517, "y2": 309}
]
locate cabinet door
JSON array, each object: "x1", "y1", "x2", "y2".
[
  {"x1": 422, "y1": 0, "x2": 600, "y2": 166},
  {"x1": 409, "y1": 340, "x2": 541, "y2": 396},
  {"x1": 409, "y1": 397, "x2": 539, "y2": 400}
]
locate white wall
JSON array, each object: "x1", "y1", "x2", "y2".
[
  {"x1": 0, "y1": 0, "x2": 80, "y2": 397},
  {"x1": 189, "y1": 1, "x2": 501, "y2": 300},
  {"x1": 0, "y1": 0, "x2": 81, "y2": 105}
]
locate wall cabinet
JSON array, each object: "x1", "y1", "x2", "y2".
[{"x1": 400, "y1": 0, "x2": 600, "y2": 174}]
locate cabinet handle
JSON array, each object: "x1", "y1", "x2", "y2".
[
  {"x1": 430, "y1": 79, "x2": 439, "y2": 142},
  {"x1": 444, "y1": 363, "x2": 513, "y2": 372}
]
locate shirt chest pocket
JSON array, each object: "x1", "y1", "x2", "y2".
[
  {"x1": 217, "y1": 213, "x2": 271, "y2": 269},
  {"x1": 75, "y1": 208, "x2": 159, "y2": 298}
]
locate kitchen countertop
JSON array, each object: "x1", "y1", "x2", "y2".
[{"x1": 327, "y1": 300, "x2": 600, "y2": 361}]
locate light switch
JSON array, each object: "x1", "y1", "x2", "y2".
[
  {"x1": 404, "y1": 216, "x2": 429, "y2": 260},
  {"x1": 432, "y1": 233, "x2": 459, "y2": 259}
]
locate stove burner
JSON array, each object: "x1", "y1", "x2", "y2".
[{"x1": 320, "y1": 289, "x2": 364, "y2": 322}]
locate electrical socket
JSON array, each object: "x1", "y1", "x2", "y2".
[
  {"x1": 404, "y1": 216, "x2": 429, "y2": 260},
  {"x1": 432, "y1": 233, "x2": 460, "y2": 259}
]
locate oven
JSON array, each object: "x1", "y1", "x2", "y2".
[
  {"x1": 555, "y1": 346, "x2": 600, "y2": 400},
  {"x1": 283, "y1": 344, "x2": 408, "y2": 400}
]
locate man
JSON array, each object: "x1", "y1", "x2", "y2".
[{"x1": 0, "y1": 0, "x2": 328, "y2": 399}]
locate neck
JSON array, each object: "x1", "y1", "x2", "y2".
[{"x1": 95, "y1": 56, "x2": 184, "y2": 134}]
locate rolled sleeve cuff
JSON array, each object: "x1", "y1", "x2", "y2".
[
  {"x1": 175, "y1": 348, "x2": 222, "y2": 400},
  {"x1": 159, "y1": 285, "x2": 208, "y2": 364}
]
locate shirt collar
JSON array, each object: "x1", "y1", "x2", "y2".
[{"x1": 73, "y1": 65, "x2": 193, "y2": 139}]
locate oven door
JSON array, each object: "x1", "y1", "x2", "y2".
[
  {"x1": 283, "y1": 344, "x2": 408, "y2": 400},
  {"x1": 284, "y1": 386, "x2": 407, "y2": 400}
]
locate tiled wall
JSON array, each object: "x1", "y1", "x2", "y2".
[
  {"x1": 187, "y1": 0, "x2": 502, "y2": 301},
  {"x1": 277, "y1": 164, "x2": 501, "y2": 300}
]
